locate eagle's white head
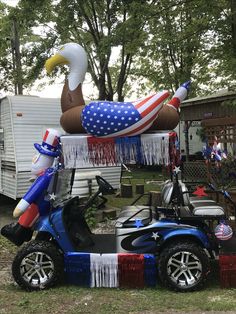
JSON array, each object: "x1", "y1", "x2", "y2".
[{"x1": 45, "y1": 42, "x2": 88, "y2": 91}]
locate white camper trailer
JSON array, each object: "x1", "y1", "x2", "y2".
[
  {"x1": 0, "y1": 95, "x2": 121, "y2": 200},
  {"x1": 0, "y1": 95, "x2": 63, "y2": 199}
]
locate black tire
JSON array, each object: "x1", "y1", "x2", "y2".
[
  {"x1": 158, "y1": 241, "x2": 210, "y2": 292},
  {"x1": 12, "y1": 240, "x2": 64, "y2": 291}
]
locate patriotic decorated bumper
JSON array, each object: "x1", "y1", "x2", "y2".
[{"x1": 64, "y1": 252, "x2": 157, "y2": 288}]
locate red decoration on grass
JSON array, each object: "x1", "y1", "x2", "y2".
[
  {"x1": 118, "y1": 254, "x2": 145, "y2": 288},
  {"x1": 219, "y1": 254, "x2": 236, "y2": 288},
  {"x1": 193, "y1": 186, "x2": 208, "y2": 197}
]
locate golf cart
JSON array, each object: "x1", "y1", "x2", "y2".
[{"x1": 10, "y1": 162, "x2": 231, "y2": 292}]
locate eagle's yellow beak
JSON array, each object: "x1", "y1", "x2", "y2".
[{"x1": 45, "y1": 53, "x2": 69, "y2": 74}]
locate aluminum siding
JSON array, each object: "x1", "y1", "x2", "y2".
[
  {"x1": 1, "y1": 169, "x2": 17, "y2": 198},
  {"x1": 0, "y1": 97, "x2": 15, "y2": 163},
  {"x1": 16, "y1": 171, "x2": 32, "y2": 197},
  {"x1": 0, "y1": 97, "x2": 17, "y2": 198}
]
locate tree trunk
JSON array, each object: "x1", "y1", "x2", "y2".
[
  {"x1": 98, "y1": 72, "x2": 106, "y2": 100},
  {"x1": 12, "y1": 18, "x2": 23, "y2": 95}
]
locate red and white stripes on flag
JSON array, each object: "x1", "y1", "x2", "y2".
[
  {"x1": 114, "y1": 90, "x2": 170, "y2": 137},
  {"x1": 215, "y1": 223, "x2": 233, "y2": 241}
]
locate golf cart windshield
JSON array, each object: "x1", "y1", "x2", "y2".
[{"x1": 48, "y1": 168, "x2": 74, "y2": 207}]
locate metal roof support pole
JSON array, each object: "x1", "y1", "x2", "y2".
[{"x1": 183, "y1": 121, "x2": 192, "y2": 161}]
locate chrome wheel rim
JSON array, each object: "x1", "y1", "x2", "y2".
[
  {"x1": 167, "y1": 251, "x2": 202, "y2": 287},
  {"x1": 20, "y1": 252, "x2": 54, "y2": 287}
]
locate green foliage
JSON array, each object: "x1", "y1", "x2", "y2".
[
  {"x1": 85, "y1": 203, "x2": 97, "y2": 228},
  {"x1": 0, "y1": 0, "x2": 236, "y2": 98},
  {"x1": 222, "y1": 98, "x2": 236, "y2": 107},
  {"x1": 196, "y1": 127, "x2": 207, "y2": 142}
]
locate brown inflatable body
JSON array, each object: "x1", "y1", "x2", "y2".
[
  {"x1": 60, "y1": 80, "x2": 86, "y2": 133},
  {"x1": 149, "y1": 105, "x2": 180, "y2": 131}
]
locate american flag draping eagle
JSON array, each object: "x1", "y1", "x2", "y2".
[{"x1": 82, "y1": 91, "x2": 170, "y2": 137}]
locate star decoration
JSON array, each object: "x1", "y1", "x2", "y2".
[
  {"x1": 134, "y1": 219, "x2": 144, "y2": 228},
  {"x1": 173, "y1": 166, "x2": 181, "y2": 174},
  {"x1": 49, "y1": 193, "x2": 56, "y2": 201},
  {"x1": 151, "y1": 232, "x2": 159, "y2": 240},
  {"x1": 193, "y1": 186, "x2": 208, "y2": 197}
]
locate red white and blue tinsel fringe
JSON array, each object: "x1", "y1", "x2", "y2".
[
  {"x1": 64, "y1": 253, "x2": 157, "y2": 288},
  {"x1": 61, "y1": 132, "x2": 178, "y2": 168}
]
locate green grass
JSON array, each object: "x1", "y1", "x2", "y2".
[
  {"x1": 1, "y1": 274, "x2": 236, "y2": 314},
  {"x1": 106, "y1": 167, "x2": 166, "y2": 209}
]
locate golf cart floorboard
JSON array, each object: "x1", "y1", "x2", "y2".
[{"x1": 77, "y1": 234, "x2": 116, "y2": 253}]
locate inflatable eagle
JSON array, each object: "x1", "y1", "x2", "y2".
[{"x1": 45, "y1": 43, "x2": 190, "y2": 136}]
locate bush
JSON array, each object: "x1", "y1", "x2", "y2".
[{"x1": 85, "y1": 204, "x2": 97, "y2": 228}]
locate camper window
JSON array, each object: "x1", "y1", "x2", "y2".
[{"x1": 0, "y1": 128, "x2": 4, "y2": 150}]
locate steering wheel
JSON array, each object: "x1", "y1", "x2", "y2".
[{"x1": 96, "y1": 176, "x2": 114, "y2": 194}]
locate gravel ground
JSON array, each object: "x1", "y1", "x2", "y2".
[{"x1": 92, "y1": 219, "x2": 116, "y2": 234}]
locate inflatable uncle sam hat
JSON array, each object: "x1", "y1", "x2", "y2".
[
  {"x1": 31, "y1": 129, "x2": 61, "y2": 179},
  {"x1": 34, "y1": 128, "x2": 61, "y2": 157}
]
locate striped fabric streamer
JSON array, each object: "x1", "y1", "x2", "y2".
[
  {"x1": 64, "y1": 252, "x2": 91, "y2": 286},
  {"x1": 60, "y1": 135, "x2": 91, "y2": 168},
  {"x1": 64, "y1": 253, "x2": 157, "y2": 288},
  {"x1": 118, "y1": 254, "x2": 145, "y2": 288},
  {"x1": 90, "y1": 254, "x2": 118, "y2": 288},
  {"x1": 144, "y1": 254, "x2": 157, "y2": 287},
  {"x1": 87, "y1": 137, "x2": 116, "y2": 166},
  {"x1": 115, "y1": 136, "x2": 142, "y2": 164},
  {"x1": 61, "y1": 132, "x2": 174, "y2": 168},
  {"x1": 141, "y1": 133, "x2": 170, "y2": 165}
]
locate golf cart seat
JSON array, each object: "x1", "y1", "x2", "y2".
[
  {"x1": 178, "y1": 181, "x2": 220, "y2": 206},
  {"x1": 189, "y1": 196, "x2": 216, "y2": 203},
  {"x1": 161, "y1": 180, "x2": 200, "y2": 206},
  {"x1": 161, "y1": 180, "x2": 216, "y2": 205},
  {"x1": 161, "y1": 180, "x2": 225, "y2": 218},
  {"x1": 116, "y1": 205, "x2": 156, "y2": 228},
  {"x1": 190, "y1": 201, "x2": 225, "y2": 217}
]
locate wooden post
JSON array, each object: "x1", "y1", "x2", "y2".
[
  {"x1": 136, "y1": 184, "x2": 144, "y2": 194},
  {"x1": 149, "y1": 191, "x2": 162, "y2": 207},
  {"x1": 121, "y1": 184, "x2": 133, "y2": 198}
]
